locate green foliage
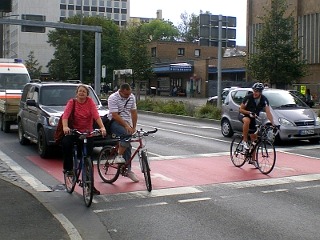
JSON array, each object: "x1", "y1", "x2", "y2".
[
  {"x1": 47, "y1": 16, "x2": 125, "y2": 83},
  {"x1": 24, "y1": 51, "x2": 43, "y2": 79},
  {"x1": 140, "y1": 19, "x2": 179, "y2": 41},
  {"x1": 194, "y1": 104, "x2": 221, "y2": 119},
  {"x1": 246, "y1": 0, "x2": 307, "y2": 87},
  {"x1": 137, "y1": 99, "x2": 221, "y2": 120}
]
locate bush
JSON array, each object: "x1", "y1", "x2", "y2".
[{"x1": 137, "y1": 99, "x2": 221, "y2": 120}]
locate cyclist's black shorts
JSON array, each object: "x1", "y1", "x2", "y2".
[{"x1": 238, "y1": 113, "x2": 257, "y2": 134}]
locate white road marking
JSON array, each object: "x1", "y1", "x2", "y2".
[
  {"x1": 178, "y1": 197, "x2": 211, "y2": 203},
  {"x1": 151, "y1": 173, "x2": 175, "y2": 182},
  {"x1": 54, "y1": 213, "x2": 82, "y2": 240},
  {"x1": 0, "y1": 150, "x2": 51, "y2": 192},
  {"x1": 138, "y1": 123, "x2": 230, "y2": 143},
  {"x1": 160, "y1": 121, "x2": 220, "y2": 130},
  {"x1": 136, "y1": 202, "x2": 168, "y2": 207}
]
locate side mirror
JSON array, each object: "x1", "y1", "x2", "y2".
[{"x1": 26, "y1": 99, "x2": 37, "y2": 107}]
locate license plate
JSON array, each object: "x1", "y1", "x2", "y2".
[{"x1": 300, "y1": 129, "x2": 314, "y2": 135}]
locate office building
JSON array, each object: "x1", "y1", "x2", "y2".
[{"x1": 2, "y1": 0, "x2": 130, "y2": 74}]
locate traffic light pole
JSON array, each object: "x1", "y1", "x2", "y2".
[{"x1": 217, "y1": 15, "x2": 222, "y2": 108}]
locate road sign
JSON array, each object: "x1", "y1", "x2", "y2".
[{"x1": 101, "y1": 65, "x2": 106, "y2": 79}]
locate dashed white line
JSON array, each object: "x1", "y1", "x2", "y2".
[{"x1": 178, "y1": 197, "x2": 211, "y2": 203}]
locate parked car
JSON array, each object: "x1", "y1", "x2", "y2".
[
  {"x1": 207, "y1": 87, "x2": 237, "y2": 105},
  {"x1": 17, "y1": 81, "x2": 108, "y2": 158},
  {"x1": 220, "y1": 88, "x2": 320, "y2": 143}
]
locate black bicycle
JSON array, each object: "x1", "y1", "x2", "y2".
[
  {"x1": 230, "y1": 119, "x2": 280, "y2": 174},
  {"x1": 64, "y1": 129, "x2": 101, "y2": 207}
]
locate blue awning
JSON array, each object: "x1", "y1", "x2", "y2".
[{"x1": 209, "y1": 67, "x2": 246, "y2": 74}]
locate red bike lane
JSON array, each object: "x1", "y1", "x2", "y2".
[{"x1": 27, "y1": 151, "x2": 320, "y2": 195}]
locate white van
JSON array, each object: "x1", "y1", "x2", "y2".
[{"x1": 0, "y1": 58, "x2": 31, "y2": 132}]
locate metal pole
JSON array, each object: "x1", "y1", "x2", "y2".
[
  {"x1": 217, "y1": 14, "x2": 222, "y2": 108},
  {"x1": 80, "y1": 0, "x2": 83, "y2": 82}
]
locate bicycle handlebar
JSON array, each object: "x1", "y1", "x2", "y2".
[
  {"x1": 117, "y1": 128, "x2": 158, "y2": 141},
  {"x1": 70, "y1": 129, "x2": 102, "y2": 139}
]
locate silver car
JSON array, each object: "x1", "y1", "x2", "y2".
[{"x1": 220, "y1": 88, "x2": 320, "y2": 143}]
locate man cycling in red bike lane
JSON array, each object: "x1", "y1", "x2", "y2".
[{"x1": 238, "y1": 82, "x2": 275, "y2": 165}]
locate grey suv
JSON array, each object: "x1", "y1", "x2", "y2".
[
  {"x1": 17, "y1": 81, "x2": 108, "y2": 158},
  {"x1": 220, "y1": 88, "x2": 320, "y2": 143}
]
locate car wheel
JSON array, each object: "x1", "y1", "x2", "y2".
[
  {"x1": 221, "y1": 118, "x2": 234, "y2": 137},
  {"x1": 18, "y1": 120, "x2": 29, "y2": 145},
  {"x1": 38, "y1": 127, "x2": 50, "y2": 158}
]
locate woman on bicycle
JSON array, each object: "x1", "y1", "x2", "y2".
[
  {"x1": 61, "y1": 84, "x2": 106, "y2": 195},
  {"x1": 238, "y1": 83, "x2": 275, "y2": 161}
]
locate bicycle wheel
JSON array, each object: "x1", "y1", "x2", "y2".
[
  {"x1": 230, "y1": 136, "x2": 246, "y2": 167},
  {"x1": 255, "y1": 140, "x2": 276, "y2": 174},
  {"x1": 82, "y1": 157, "x2": 93, "y2": 207},
  {"x1": 97, "y1": 146, "x2": 120, "y2": 183},
  {"x1": 140, "y1": 150, "x2": 152, "y2": 192},
  {"x1": 64, "y1": 149, "x2": 79, "y2": 193}
]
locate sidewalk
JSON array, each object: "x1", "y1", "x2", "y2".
[{"x1": 0, "y1": 172, "x2": 69, "y2": 239}]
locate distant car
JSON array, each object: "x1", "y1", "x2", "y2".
[
  {"x1": 207, "y1": 87, "x2": 237, "y2": 105},
  {"x1": 220, "y1": 88, "x2": 320, "y2": 143},
  {"x1": 17, "y1": 81, "x2": 108, "y2": 158}
]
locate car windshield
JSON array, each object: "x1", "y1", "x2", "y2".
[
  {"x1": 39, "y1": 85, "x2": 100, "y2": 106},
  {"x1": 263, "y1": 91, "x2": 308, "y2": 108}
]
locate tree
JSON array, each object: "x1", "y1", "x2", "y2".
[
  {"x1": 124, "y1": 25, "x2": 154, "y2": 100},
  {"x1": 47, "y1": 44, "x2": 77, "y2": 80},
  {"x1": 140, "y1": 19, "x2": 179, "y2": 41},
  {"x1": 47, "y1": 16, "x2": 126, "y2": 83},
  {"x1": 24, "y1": 51, "x2": 42, "y2": 79},
  {"x1": 178, "y1": 12, "x2": 200, "y2": 42},
  {"x1": 246, "y1": 0, "x2": 307, "y2": 87}
]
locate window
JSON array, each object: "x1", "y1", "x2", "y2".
[
  {"x1": 195, "y1": 49, "x2": 200, "y2": 57},
  {"x1": 151, "y1": 47, "x2": 156, "y2": 57},
  {"x1": 178, "y1": 48, "x2": 185, "y2": 56}
]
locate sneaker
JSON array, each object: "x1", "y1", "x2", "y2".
[
  {"x1": 109, "y1": 155, "x2": 126, "y2": 164},
  {"x1": 242, "y1": 141, "x2": 249, "y2": 150},
  {"x1": 127, "y1": 171, "x2": 139, "y2": 182},
  {"x1": 93, "y1": 187, "x2": 100, "y2": 195},
  {"x1": 249, "y1": 160, "x2": 259, "y2": 168}
]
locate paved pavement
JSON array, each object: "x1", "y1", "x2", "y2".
[{"x1": 0, "y1": 160, "x2": 70, "y2": 240}]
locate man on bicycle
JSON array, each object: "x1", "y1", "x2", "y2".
[
  {"x1": 238, "y1": 82, "x2": 275, "y2": 164},
  {"x1": 107, "y1": 83, "x2": 139, "y2": 182}
]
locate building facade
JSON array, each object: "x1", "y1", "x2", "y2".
[
  {"x1": 147, "y1": 41, "x2": 246, "y2": 98},
  {"x1": 2, "y1": 0, "x2": 130, "y2": 74},
  {"x1": 247, "y1": 0, "x2": 320, "y2": 101}
]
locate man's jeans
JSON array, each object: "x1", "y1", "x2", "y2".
[{"x1": 110, "y1": 121, "x2": 132, "y2": 170}]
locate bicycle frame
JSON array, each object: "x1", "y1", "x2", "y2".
[
  {"x1": 64, "y1": 129, "x2": 101, "y2": 207},
  {"x1": 97, "y1": 128, "x2": 157, "y2": 192}
]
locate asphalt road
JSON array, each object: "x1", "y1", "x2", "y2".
[{"x1": 1, "y1": 114, "x2": 320, "y2": 240}]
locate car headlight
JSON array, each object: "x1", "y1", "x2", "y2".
[
  {"x1": 48, "y1": 116, "x2": 60, "y2": 127},
  {"x1": 278, "y1": 117, "x2": 295, "y2": 127},
  {"x1": 316, "y1": 117, "x2": 320, "y2": 126}
]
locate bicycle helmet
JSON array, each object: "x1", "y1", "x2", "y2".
[{"x1": 252, "y1": 82, "x2": 264, "y2": 92}]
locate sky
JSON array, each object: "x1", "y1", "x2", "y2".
[{"x1": 130, "y1": 0, "x2": 247, "y2": 46}]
